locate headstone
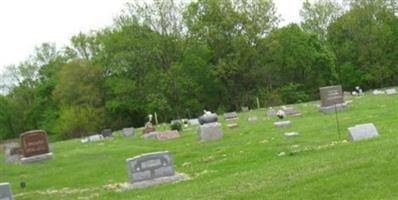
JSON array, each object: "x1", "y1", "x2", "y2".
[
  {"x1": 170, "y1": 120, "x2": 181, "y2": 125},
  {"x1": 122, "y1": 127, "x2": 135, "y2": 137},
  {"x1": 373, "y1": 89, "x2": 384, "y2": 95},
  {"x1": 20, "y1": 130, "x2": 53, "y2": 164},
  {"x1": 198, "y1": 112, "x2": 218, "y2": 125},
  {"x1": 319, "y1": 85, "x2": 346, "y2": 112},
  {"x1": 126, "y1": 151, "x2": 175, "y2": 183},
  {"x1": 226, "y1": 123, "x2": 239, "y2": 129},
  {"x1": 241, "y1": 106, "x2": 249, "y2": 112},
  {"x1": 284, "y1": 132, "x2": 299, "y2": 138},
  {"x1": 4, "y1": 143, "x2": 21, "y2": 163},
  {"x1": 0, "y1": 183, "x2": 12, "y2": 200},
  {"x1": 247, "y1": 116, "x2": 258, "y2": 122},
  {"x1": 84, "y1": 134, "x2": 104, "y2": 142},
  {"x1": 266, "y1": 109, "x2": 277, "y2": 117},
  {"x1": 224, "y1": 112, "x2": 238, "y2": 120},
  {"x1": 282, "y1": 107, "x2": 301, "y2": 116},
  {"x1": 274, "y1": 121, "x2": 291, "y2": 128},
  {"x1": 197, "y1": 122, "x2": 223, "y2": 141},
  {"x1": 348, "y1": 123, "x2": 379, "y2": 141},
  {"x1": 143, "y1": 130, "x2": 180, "y2": 140},
  {"x1": 101, "y1": 129, "x2": 113, "y2": 138},
  {"x1": 385, "y1": 88, "x2": 397, "y2": 96},
  {"x1": 188, "y1": 118, "x2": 200, "y2": 126}
]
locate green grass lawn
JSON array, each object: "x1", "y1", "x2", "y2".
[{"x1": 1, "y1": 92, "x2": 398, "y2": 199}]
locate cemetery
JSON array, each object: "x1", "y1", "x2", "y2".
[
  {"x1": 0, "y1": 0, "x2": 398, "y2": 199},
  {"x1": 1, "y1": 90, "x2": 397, "y2": 199}
]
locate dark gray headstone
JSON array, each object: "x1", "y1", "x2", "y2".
[
  {"x1": 0, "y1": 182, "x2": 13, "y2": 200},
  {"x1": 126, "y1": 151, "x2": 174, "y2": 183},
  {"x1": 224, "y1": 112, "x2": 238, "y2": 120},
  {"x1": 320, "y1": 85, "x2": 344, "y2": 107},
  {"x1": 101, "y1": 129, "x2": 113, "y2": 138},
  {"x1": 348, "y1": 123, "x2": 379, "y2": 141},
  {"x1": 197, "y1": 122, "x2": 223, "y2": 141},
  {"x1": 319, "y1": 85, "x2": 346, "y2": 112},
  {"x1": 122, "y1": 127, "x2": 135, "y2": 137},
  {"x1": 198, "y1": 113, "x2": 218, "y2": 125}
]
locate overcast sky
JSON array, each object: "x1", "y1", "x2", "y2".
[{"x1": 0, "y1": 0, "x2": 303, "y2": 73}]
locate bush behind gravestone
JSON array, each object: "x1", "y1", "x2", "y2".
[
  {"x1": 170, "y1": 121, "x2": 183, "y2": 132},
  {"x1": 54, "y1": 106, "x2": 104, "y2": 139}
]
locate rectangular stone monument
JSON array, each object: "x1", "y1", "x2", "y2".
[
  {"x1": 197, "y1": 122, "x2": 223, "y2": 141},
  {"x1": 188, "y1": 119, "x2": 200, "y2": 126},
  {"x1": 126, "y1": 151, "x2": 175, "y2": 183},
  {"x1": 101, "y1": 129, "x2": 113, "y2": 138},
  {"x1": 385, "y1": 88, "x2": 397, "y2": 96},
  {"x1": 20, "y1": 130, "x2": 53, "y2": 164},
  {"x1": 143, "y1": 130, "x2": 180, "y2": 140},
  {"x1": 0, "y1": 183, "x2": 12, "y2": 200},
  {"x1": 247, "y1": 116, "x2": 258, "y2": 122},
  {"x1": 319, "y1": 85, "x2": 346, "y2": 112},
  {"x1": 4, "y1": 143, "x2": 21, "y2": 163},
  {"x1": 81, "y1": 134, "x2": 104, "y2": 143},
  {"x1": 348, "y1": 123, "x2": 379, "y2": 141},
  {"x1": 122, "y1": 127, "x2": 135, "y2": 137},
  {"x1": 224, "y1": 112, "x2": 238, "y2": 120},
  {"x1": 274, "y1": 121, "x2": 291, "y2": 128}
]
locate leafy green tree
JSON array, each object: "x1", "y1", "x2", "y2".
[
  {"x1": 300, "y1": 0, "x2": 343, "y2": 41},
  {"x1": 328, "y1": 0, "x2": 398, "y2": 89}
]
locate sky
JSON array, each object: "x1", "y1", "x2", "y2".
[{"x1": 0, "y1": 0, "x2": 303, "y2": 73}]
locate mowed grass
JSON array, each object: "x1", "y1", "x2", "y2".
[{"x1": 1, "y1": 91, "x2": 398, "y2": 199}]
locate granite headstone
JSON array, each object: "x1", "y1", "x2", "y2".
[
  {"x1": 0, "y1": 183, "x2": 12, "y2": 200},
  {"x1": 274, "y1": 121, "x2": 291, "y2": 128},
  {"x1": 385, "y1": 88, "x2": 397, "y2": 96},
  {"x1": 126, "y1": 151, "x2": 175, "y2": 183},
  {"x1": 101, "y1": 129, "x2": 113, "y2": 138},
  {"x1": 348, "y1": 123, "x2": 379, "y2": 141},
  {"x1": 197, "y1": 122, "x2": 223, "y2": 141},
  {"x1": 319, "y1": 85, "x2": 346, "y2": 112},
  {"x1": 20, "y1": 130, "x2": 53, "y2": 163}
]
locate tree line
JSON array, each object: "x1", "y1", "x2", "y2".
[{"x1": 0, "y1": 0, "x2": 397, "y2": 140}]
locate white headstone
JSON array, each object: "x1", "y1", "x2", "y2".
[
  {"x1": 274, "y1": 121, "x2": 291, "y2": 128},
  {"x1": 348, "y1": 123, "x2": 379, "y2": 141},
  {"x1": 385, "y1": 88, "x2": 397, "y2": 96},
  {"x1": 284, "y1": 132, "x2": 299, "y2": 138}
]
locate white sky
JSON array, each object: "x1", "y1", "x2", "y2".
[{"x1": 0, "y1": 0, "x2": 303, "y2": 73}]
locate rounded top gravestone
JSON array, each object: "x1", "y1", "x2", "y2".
[
  {"x1": 20, "y1": 130, "x2": 50, "y2": 158},
  {"x1": 198, "y1": 111, "x2": 218, "y2": 125}
]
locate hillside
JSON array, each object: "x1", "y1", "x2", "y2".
[{"x1": 1, "y1": 92, "x2": 398, "y2": 200}]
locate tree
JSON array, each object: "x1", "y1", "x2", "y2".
[
  {"x1": 300, "y1": 0, "x2": 343, "y2": 41},
  {"x1": 328, "y1": 0, "x2": 398, "y2": 89},
  {"x1": 53, "y1": 59, "x2": 104, "y2": 138}
]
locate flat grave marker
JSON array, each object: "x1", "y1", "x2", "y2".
[
  {"x1": 0, "y1": 183, "x2": 12, "y2": 200},
  {"x1": 348, "y1": 123, "x2": 379, "y2": 141}
]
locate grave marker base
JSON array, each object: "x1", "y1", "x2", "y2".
[{"x1": 20, "y1": 152, "x2": 53, "y2": 164}]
